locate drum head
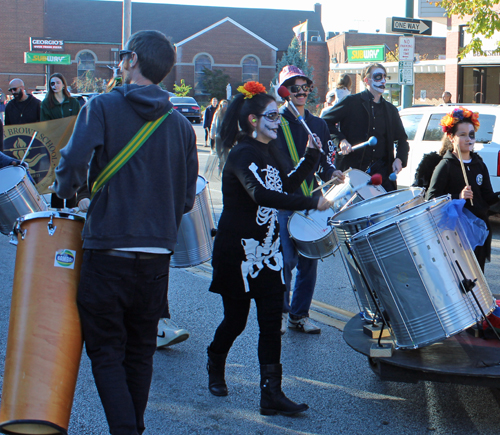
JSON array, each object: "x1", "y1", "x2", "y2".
[
  {"x1": 331, "y1": 188, "x2": 425, "y2": 225},
  {"x1": 351, "y1": 196, "x2": 449, "y2": 242},
  {"x1": 288, "y1": 209, "x2": 334, "y2": 242},
  {"x1": 0, "y1": 166, "x2": 25, "y2": 194},
  {"x1": 196, "y1": 175, "x2": 207, "y2": 195}
]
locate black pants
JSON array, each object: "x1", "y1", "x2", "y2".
[
  {"x1": 77, "y1": 250, "x2": 169, "y2": 435},
  {"x1": 51, "y1": 192, "x2": 77, "y2": 208},
  {"x1": 209, "y1": 293, "x2": 283, "y2": 365}
]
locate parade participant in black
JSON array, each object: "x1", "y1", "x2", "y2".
[
  {"x1": 203, "y1": 97, "x2": 218, "y2": 149},
  {"x1": 276, "y1": 65, "x2": 344, "y2": 334},
  {"x1": 54, "y1": 30, "x2": 198, "y2": 435},
  {"x1": 321, "y1": 63, "x2": 409, "y2": 191},
  {"x1": 4, "y1": 78, "x2": 41, "y2": 125},
  {"x1": 206, "y1": 81, "x2": 330, "y2": 416},
  {"x1": 427, "y1": 107, "x2": 500, "y2": 271}
]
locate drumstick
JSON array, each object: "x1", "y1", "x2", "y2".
[
  {"x1": 20, "y1": 132, "x2": 38, "y2": 166},
  {"x1": 455, "y1": 144, "x2": 474, "y2": 206},
  {"x1": 311, "y1": 168, "x2": 353, "y2": 193},
  {"x1": 295, "y1": 211, "x2": 314, "y2": 221}
]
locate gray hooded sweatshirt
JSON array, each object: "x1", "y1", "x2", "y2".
[{"x1": 55, "y1": 84, "x2": 198, "y2": 251}]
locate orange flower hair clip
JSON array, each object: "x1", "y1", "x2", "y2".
[
  {"x1": 237, "y1": 81, "x2": 266, "y2": 99},
  {"x1": 440, "y1": 107, "x2": 480, "y2": 134}
]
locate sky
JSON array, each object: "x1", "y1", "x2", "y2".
[{"x1": 105, "y1": 0, "x2": 413, "y2": 35}]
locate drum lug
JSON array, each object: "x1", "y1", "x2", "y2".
[{"x1": 47, "y1": 214, "x2": 57, "y2": 236}]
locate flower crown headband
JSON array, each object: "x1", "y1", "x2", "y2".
[
  {"x1": 237, "y1": 81, "x2": 266, "y2": 99},
  {"x1": 440, "y1": 107, "x2": 480, "y2": 134}
]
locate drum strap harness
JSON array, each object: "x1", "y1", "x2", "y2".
[
  {"x1": 281, "y1": 118, "x2": 313, "y2": 197},
  {"x1": 91, "y1": 108, "x2": 173, "y2": 199}
]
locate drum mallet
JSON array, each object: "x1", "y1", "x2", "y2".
[
  {"x1": 277, "y1": 86, "x2": 325, "y2": 155},
  {"x1": 334, "y1": 173, "x2": 383, "y2": 200},
  {"x1": 20, "y1": 131, "x2": 38, "y2": 166},
  {"x1": 337, "y1": 136, "x2": 377, "y2": 155}
]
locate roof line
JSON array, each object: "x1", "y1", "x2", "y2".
[{"x1": 176, "y1": 17, "x2": 278, "y2": 51}]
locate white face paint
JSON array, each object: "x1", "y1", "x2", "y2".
[
  {"x1": 255, "y1": 101, "x2": 281, "y2": 144},
  {"x1": 366, "y1": 67, "x2": 386, "y2": 95}
]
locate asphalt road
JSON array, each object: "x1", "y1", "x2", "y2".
[{"x1": 1, "y1": 123, "x2": 500, "y2": 434}]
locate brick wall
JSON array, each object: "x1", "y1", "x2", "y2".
[
  {"x1": 0, "y1": 0, "x2": 46, "y2": 92},
  {"x1": 173, "y1": 20, "x2": 276, "y2": 100},
  {"x1": 414, "y1": 73, "x2": 445, "y2": 105},
  {"x1": 306, "y1": 42, "x2": 328, "y2": 106}
]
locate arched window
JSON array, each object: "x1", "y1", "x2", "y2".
[
  {"x1": 242, "y1": 56, "x2": 259, "y2": 83},
  {"x1": 77, "y1": 50, "x2": 96, "y2": 78},
  {"x1": 194, "y1": 54, "x2": 212, "y2": 94}
]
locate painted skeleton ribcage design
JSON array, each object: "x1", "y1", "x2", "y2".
[{"x1": 240, "y1": 162, "x2": 285, "y2": 292}]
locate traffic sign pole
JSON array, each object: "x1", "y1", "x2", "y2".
[{"x1": 402, "y1": 0, "x2": 414, "y2": 110}]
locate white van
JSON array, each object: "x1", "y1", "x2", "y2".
[{"x1": 398, "y1": 105, "x2": 500, "y2": 199}]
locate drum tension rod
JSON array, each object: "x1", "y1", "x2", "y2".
[
  {"x1": 47, "y1": 214, "x2": 57, "y2": 236},
  {"x1": 455, "y1": 260, "x2": 500, "y2": 342}
]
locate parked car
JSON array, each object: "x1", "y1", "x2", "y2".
[
  {"x1": 398, "y1": 105, "x2": 500, "y2": 204},
  {"x1": 170, "y1": 96, "x2": 201, "y2": 123}
]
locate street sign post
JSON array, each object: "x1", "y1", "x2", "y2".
[
  {"x1": 398, "y1": 61, "x2": 414, "y2": 85},
  {"x1": 386, "y1": 17, "x2": 432, "y2": 35}
]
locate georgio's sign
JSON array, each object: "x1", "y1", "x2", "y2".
[
  {"x1": 24, "y1": 52, "x2": 71, "y2": 65},
  {"x1": 30, "y1": 37, "x2": 64, "y2": 51}
]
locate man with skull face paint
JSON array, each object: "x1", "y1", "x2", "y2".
[
  {"x1": 276, "y1": 65, "x2": 344, "y2": 334},
  {"x1": 321, "y1": 63, "x2": 409, "y2": 191},
  {"x1": 4, "y1": 78, "x2": 41, "y2": 125}
]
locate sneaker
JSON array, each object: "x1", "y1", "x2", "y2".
[
  {"x1": 157, "y1": 318, "x2": 190, "y2": 348},
  {"x1": 281, "y1": 313, "x2": 288, "y2": 335},
  {"x1": 288, "y1": 316, "x2": 321, "y2": 334}
]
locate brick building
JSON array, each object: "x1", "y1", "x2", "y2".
[
  {"x1": 325, "y1": 31, "x2": 446, "y2": 106},
  {"x1": 0, "y1": 0, "x2": 327, "y2": 104},
  {"x1": 445, "y1": 4, "x2": 500, "y2": 104}
]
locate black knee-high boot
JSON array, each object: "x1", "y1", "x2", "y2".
[
  {"x1": 260, "y1": 364, "x2": 308, "y2": 416},
  {"x1": 207, "y1": 346, "x2": 228, "y2": 396}
]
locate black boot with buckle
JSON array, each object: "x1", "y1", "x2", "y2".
[
  {"x1": 207, "y1": 346, "x2": 228, "y2": 396},
  {"x1": 259, "y1": 363, "x2": 309, "y2": 416}
]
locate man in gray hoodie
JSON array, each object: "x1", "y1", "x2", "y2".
[{"x1": 54, "y1": 30, "x2": 198, "y2": 435}]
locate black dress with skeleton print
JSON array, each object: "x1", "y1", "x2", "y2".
[{"x1": 209, "y1": 137, "x2": 320, "y2": 299}]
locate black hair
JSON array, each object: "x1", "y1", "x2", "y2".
[
  {"x1": 220, "y1": 92, "x2": 275, "y2": 151},
  {"x1": 47, "y1": 73, "x2": 71, "y2": 108},
  {"x1": 126, "y1": 30, "x2": 176, "y2": 84}
]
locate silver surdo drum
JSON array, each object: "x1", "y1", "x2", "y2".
[
  {"x1": 330, "y1": 188, "x2": 425, "y2": 319},
  {"x1": 0, "y1": 166, "x2": 47, "y2": 235},
  {"x1": 349, "y1": 196, "x2": 495, "y2": 349},
  {"x1": 171, "y1": 175, "x2": 215, "y2": 268}
]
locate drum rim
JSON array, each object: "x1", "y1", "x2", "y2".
[
  {"x1": 287, "y1": 208, "x2": 335, "y2": 243},
  {"x1": 0, "y1": 165, "x2": 28, "y2": 195},
  {"x1": 15, "y1": 211, "x2": 86, "y2": 226},
  {"x1": 350, "y1": 195, "x2": 450, "y2": 242},
  {"x1": 330, "y1": 187, "x2": 425, "y2": 227}
]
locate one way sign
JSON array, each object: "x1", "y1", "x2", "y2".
[{"x1": 386, "y1": 17, "x2": 432, "y2": 36}]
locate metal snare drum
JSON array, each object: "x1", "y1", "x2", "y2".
[
  {"x1": 0, "y1": 166, "x2": 47, "y2": 235},
  {"x1": 287, "y1": 208, "x2": 336, "y2": 259},
  {"x1": 330, "y1": 188, "x2": 425, "y2": 319},
  {"x1": 349, "y1": 196, "x2": 495, "y2": 349},
  {"x1": 324, "y1": 169, "x2": 386, "y2": 213},
  {"x1": 171, "y1": 175, "x2": 216, "y2": 268}
]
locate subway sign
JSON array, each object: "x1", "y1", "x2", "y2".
[
  {"x1": 24, "y1": 52, "x2": 71, "y2": 65},
  {"x1": 347, "y1": 45, "x2": 385, "y2": 63}
]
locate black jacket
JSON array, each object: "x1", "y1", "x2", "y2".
[
  {"x1": 427, "y1": 150, "x2": 499, "y2": 222},
  {"x1": 276, "y1": 107, "x2": 335, "y2": 197},
  {"x1": 5, "y1": 95, "x2": 41, "y2": 125},
  {"x1": 321, "y1": 90, "x2": 408, "y2": 187}
]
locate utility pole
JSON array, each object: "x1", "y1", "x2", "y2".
[
  {"x1": 122, "y1": 0, "x2": 132, "y2": 48},
  {"x1": 402, "y1": 0, "x2": 414, "y2": 109}
]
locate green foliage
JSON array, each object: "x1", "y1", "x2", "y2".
[
  {"x1": 201, "y1": 68, "x2": 230, "y2": 101},
  {"x1": 440, "y1": 0, "x2": 500, "y2": 56},
  {"x1": 173, "y1": 79, "x2": 192, "y2": 97},
  {"x1": 72, "y1": 70, "x2": 105, "y2": 93},
  {"x1": 273, "y1": 37, "x2": 319, "y2": 111}
]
